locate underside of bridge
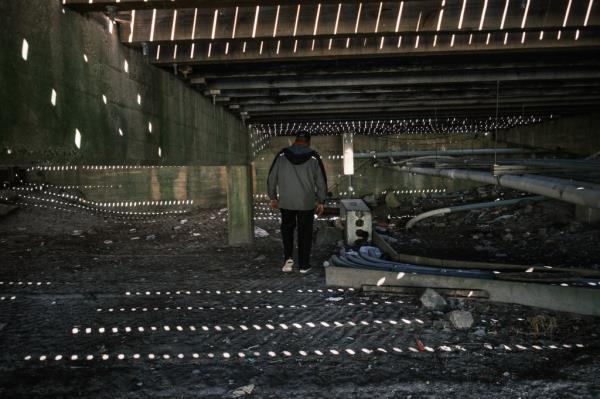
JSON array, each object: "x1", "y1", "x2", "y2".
[{"x1": 0, "y1": 1, "x2": 599, "y2": 398}]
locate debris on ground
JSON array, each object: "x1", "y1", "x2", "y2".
[
  {"x1": 254, "y1": 226, "x2": 270, "y2": 238},
  {"x1": 373, "y1": 186, "x2": 600, "y2": 268},
  {"x1": 448, "y1": 310, "x2": 474, "y2": 330},
  {"x1": 326, "y1": 297, "x2": 343, "y2": 302},
  {"x1": 232, "y1": 384, "x2": 255, "y2": 398},
  {"x1": 420, "y1": 288, "x2": 447, "y2": 310},
  {"x1": 528, "y1": 315, "x2": 558, "y2": 336},
  {"x1": 0, "y1": 201, "x2": 599, "y2": 398}
]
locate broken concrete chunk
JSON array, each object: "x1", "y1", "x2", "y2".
[
  {"x1": 232, "y1": 384, "x2": 254, "y2": 398},
  {"x1": 254, "y1": 226, "x2": 269, "y2": 238},
  {"x1": 326, "y1": 297, "x2": 343, "y2": 302},
  {"x1": 420, "y1": 288, "x2": 447, "y2": 310},
  {"x1": 472, "y1": 327, "x2": 486, "y2": 337},
  {"x1": 448, "y1": 310, "x2": 474, "y2": 330}
]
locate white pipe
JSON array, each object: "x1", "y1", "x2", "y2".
[
  {"x1": 355, "y1": 148, "x2": 539, "y2": 159},
  {"x1": 399, "y1": 166, "x2": 600, "y2": 209},
  {"x1": 406, "y1": 196, "x2": 546, "y2": 229}
]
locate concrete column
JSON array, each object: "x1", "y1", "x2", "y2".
[
  {"x1": 227, "y1": 165, "x2": 254, "y2": 245},
  {"x1": 575, "y1": 205, "x2": 600, "y2": 224}
]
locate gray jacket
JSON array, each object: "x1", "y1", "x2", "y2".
[{"x1": 267, "y1": 144, "x2": 328, "y2": 211}]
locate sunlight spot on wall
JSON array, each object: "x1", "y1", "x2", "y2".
[
  {"x1": 74, "y1": 129, "x2": 82, "y2": 149},
  {"x1": 21, "y1": 39, "x2": 29, "y2": 60}
]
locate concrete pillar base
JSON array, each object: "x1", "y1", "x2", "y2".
[
  {"x1": 227, "y1": 165, "x2": 254, "y2": 246},
  {"x1": 575, "y1": 205, "x2": 600, "y2": 224}
]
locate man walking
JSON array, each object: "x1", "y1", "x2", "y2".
[{"x1": 267, "y1": 132, "x2": 327, "y2": 274}]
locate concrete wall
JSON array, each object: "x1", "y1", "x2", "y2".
[
  {"x1": 0, "y1": 1, "x2": 248, "y2": 167},
  {"x1": 497, "y1": 114, "x2": 600, "y2": 157},
  {"x1": 253, "y1": 134, "x2": 501, "y2": 198},
  {"x1": 26, "y1": 166, "x2": 228, "y2": 208}
]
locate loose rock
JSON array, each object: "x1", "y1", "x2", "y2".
[
  {"x1": 232, "y1": 384, "x2": 255, "y2": 398},
  {"x1": 448, "y1": 310, "x2": 474, "y2": 330},
  {"x1": 420, "y1": 288, "x2": 447, "y2": 310}
]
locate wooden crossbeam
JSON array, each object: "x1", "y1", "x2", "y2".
[
  {"x1": 64, "y1": 0, "x2": 388, "y2": 12},
  {"x1": 146, "y1": 28, "x2": 600, "y2": 65}
]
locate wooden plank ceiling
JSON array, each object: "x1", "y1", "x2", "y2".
[{"x1": 64, "y1": 0, "x2": 600, "y2": 135}]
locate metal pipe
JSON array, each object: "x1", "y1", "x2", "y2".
[
  {"x1": 355, "y1": 148, "x2": 540, "y2": 159},
  {"x1": 389, "y1": 155, "x2": 455, "y2": 165},
  {"x1": 396, "y1": 165, "x2": 600, "y2": 209},
  {"x1": 496, "y1": 159, "x2": 600, "y2": 171},
  {"x1": 405, "y1": 196, "x2": 546, "y2": 229}
]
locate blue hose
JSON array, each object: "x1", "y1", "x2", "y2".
[{"x1": 330, "y1": 253, "x2": 496, "y2": 280}]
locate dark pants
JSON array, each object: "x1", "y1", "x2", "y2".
[{"x1": 280, "y1": 208, "x2": 314, "y2": 267}]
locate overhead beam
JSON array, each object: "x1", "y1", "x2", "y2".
[
  {"x1": 245, "y1": 101, "x2": 600, "y2": 116},
  {"x1": 246, "y1": 106, "x2": 594, "y2": 122},
  {"x1": 210, "y1": 81, "x2": 600, "y2": 98},
  {"x1": 238, "y1": 96, "x2": 600, "y2": 113},
  {"x1": 108, "y1": 1, "x2": 594, "y2": 46},
  {"x1": 64, "y1": 0, "x2": 388, "y2": 12},
  {"x1": 151, "y1": 30, "x2": 600, "y2": 65},
  {"x1": 128, "y1": 25, "x2": 598, "y2": 45},
  {"x1": 224, "y1": 89, "x2": 600, "y2": 106},
  {"x1": 188, "y1": 58, "x2": 600, "y2": 80},
  {"x1": 200, "y1": 68, "x2": 600, "y2": 90}
]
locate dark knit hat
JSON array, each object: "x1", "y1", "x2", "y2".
[{"x1": 296, "y1": 131, "x2": 311, "y2": 141}]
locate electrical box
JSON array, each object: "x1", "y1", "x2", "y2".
[{"x1": 340, "y1": 199, "x2": 372, "y2": 245}]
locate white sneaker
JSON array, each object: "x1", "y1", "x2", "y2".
[{"x1": 282, "y1": 259, "x2": 294, "y2": 273}]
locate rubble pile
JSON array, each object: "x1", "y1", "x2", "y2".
[{"x1": 375, "y1": 186, "x2": 600, "y2": 268}]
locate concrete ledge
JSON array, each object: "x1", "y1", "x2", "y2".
[
  {"x1": 325, "y1": 266, "x2": 600, "y2": 316},
  {"x1": 0, "y1": 204, "x2": 19, "y2": 217}
]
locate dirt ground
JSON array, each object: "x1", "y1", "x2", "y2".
[{"x1": 0, "y1": 197, "x2": 599, "y2": 398}]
